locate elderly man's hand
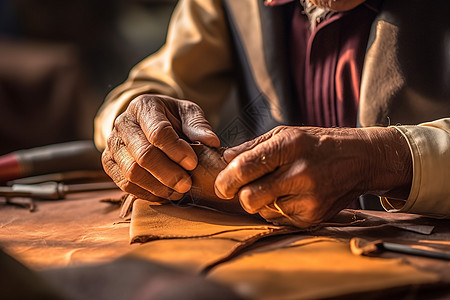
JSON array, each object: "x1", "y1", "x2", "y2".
[
  {"x1": 102, "y1": 94, "x2": 219, "y2": 201},
  {"x1": 214, "y1": 126, "x2": 412, "y2": 228}
]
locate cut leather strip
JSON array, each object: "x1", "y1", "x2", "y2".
[
  {"x1": 201, "y1": 226, "x2": 305, "y2": 275},
  {"x1": 130, "y1": 202, "x2": 440, "y2": 245}
]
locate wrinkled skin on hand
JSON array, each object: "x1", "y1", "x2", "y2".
[
  {"x1": 102, "y1": 94, "x2": 220, "y2": 202},
  {"x1": 215, "y1": 126, "x2": 412, "y2": 228},
  {"x1": 119, "y1": 143, "x2": 245, "y2": 217}
]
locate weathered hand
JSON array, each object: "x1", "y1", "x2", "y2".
[
  {"x1": 102, "y1": 94, "x2": 219, "y2": 201},
  {"x1": 214, "y1": 126, "x2": 412, "y2": 228}
]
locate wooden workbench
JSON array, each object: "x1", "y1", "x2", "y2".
[{"x1": 1, "y1": 189, "x2": 449, "y2": 299}]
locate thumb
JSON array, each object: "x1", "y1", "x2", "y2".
[
  {"x1": 223, "y1": 130, "x2": 274, "y2": 163},
  {"x1": 179, "y1": 102, "x2": 220, "y2": 147}
]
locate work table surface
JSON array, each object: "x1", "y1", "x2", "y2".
[{"x1": 1, "y1": 189, "x2": 449, "y2": 299}]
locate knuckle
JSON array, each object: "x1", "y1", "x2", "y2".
[
  {"x1": 101, "y1": 151, "x2": 112, "y2": 169},
  {"x1": 148, "y1": 121, "x2": 173, "y2": 146},
  {"x1": 150, "y1": 186, "x2": 172, "y2": 199},
  {"x1": 180, "y1": 99, "x2": 201, "y2": 112},
  {"x1": 114, "y1": 112, "x2": 138, "y2": 135},
  {"x1": 133, "y1": 94, "x2": 162, "y2": 107},
  {"x1": 271, "y1": 126, "x2": 288, "y2": 135},
  {"x1": 106, "y1": 132, "x2": 116, "y2": 149},
  {"x1": 185, "y1": 115, "x2": 209, "y2": 129},
  {"x1": 114, "y1": 113, "x2": 126, "y2": 128},
  {"x1": 129, "y1": 95, "x2": 148, "y2": 107},
  {"x1": 134, "y1": 144, "x2": 156, "y2": 167},
  {"x1": 118, "y1": 174, "x2": 169, "y2": 201},
  {"x1": 305, "y1": 200, "x2": 320, "y2": 215},
  {"x1": 130, "y1": 95, "x2": 163, "y2": 119},
  {"x1": 106, "y1": 131, "x2": 124, "y2": 151},
  {"x1": 124, "y1": 162, "x2": 143, "y2": 182},
  {"x1": 117, "y1": 178, "x2": 134, "y2": 193},
  {"x1": 242, "y1": 138, "x2": 262, "y2": 152},
  {"x1": 165, "y1": 174, "x2": 183, "y2": 189}
]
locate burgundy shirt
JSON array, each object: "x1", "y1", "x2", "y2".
[{"x1": 266, "y1": 0, "x2": 380, "y2": 127}]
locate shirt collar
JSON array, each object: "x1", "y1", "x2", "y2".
[{"x1": 265, "y1": 0, "x2": 333, "y2": 31}]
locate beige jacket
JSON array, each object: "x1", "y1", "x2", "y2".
[{"x1": 95, "y1": 0, "x2": 450, "y2": 217}]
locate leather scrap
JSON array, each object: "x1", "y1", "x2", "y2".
[
  {"x1": 128, "y1": 199, "x2": 304, "y2": 274},
  {"x1": 181, "y1": 143, "x2": 244, "y2": 214},
  {"x1": 129, "y1": 199, "x2": 283, "y2": 244},
  {"x1": 207, "y1": 239, "x2": 439, "y2": 300},
  {"x1": 120, "y1": 143, "x2": 244, "y2": 217}
]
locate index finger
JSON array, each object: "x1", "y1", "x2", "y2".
[
  {"x1": 132, "y1": 98, "x2": 198, "y2": 171},
  {"x1": 214, "y1": 135, "x2": 282, "y2": 199}
]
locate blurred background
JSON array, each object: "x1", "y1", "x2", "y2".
[{"x1": 0, "y1": 0, "x2": 178, "y2": 155}]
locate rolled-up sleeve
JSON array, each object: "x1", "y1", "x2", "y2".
[{"x1": 382, "y1": 118, "x2": 450, "y2": 218}]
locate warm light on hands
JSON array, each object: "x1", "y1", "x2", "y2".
[
  {"x1": 214, "y1": 126, "x2": 412, "y2": 228},
  {"x1": 102, "y1": 94, "x2": 219, "y2": 201}
]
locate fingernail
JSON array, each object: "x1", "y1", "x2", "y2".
[
  {"x1": 239, "y1": 189, "x2": 256, "y2": 213},
  {"x1": 180, "y1": 155, "x2": 197, "y2": 170},
  {"x1": 214, "y1": 184, "x2": 233, "y2": 200},
  {"x1": 173, "y1": 176, "x2": 192, "y2": 194},
  {"x1": 203, "y1": 129, "x2": 220, "y2": 147}
]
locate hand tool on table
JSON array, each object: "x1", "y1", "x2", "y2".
[
  {"x1": 350, "y1": 237, "x2": 450, "y2": 261},
  {"x1": 380, "y1": 241, "x2": 450, "y2": 260},
  {"x1": 0, "y1": 181, "x2": 118, "y2": 200},
  {"x1": 0, "y1": 141, "x2": 102, "y2": 183}
]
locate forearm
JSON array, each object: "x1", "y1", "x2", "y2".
[
  {"x1": 356, "y1": 126, "x2": 412, "y2": 199},
  {"x1": 94, "y1": 0, "x2": 234, "y2": 150},
  {"x1": 353, "y1": 119, "x2": 450, "y2": 218}
]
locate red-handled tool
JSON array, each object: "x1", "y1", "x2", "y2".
[
  {"x1": 0, "y1": 141, "x2": 102, "y2": 183},
  {"x1": 0, "y1": 181, "x2": 118, "y2": 200}
]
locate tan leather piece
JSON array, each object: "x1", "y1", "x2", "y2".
[
  {"x1": 129, "y1": 199, "x2": 281, "y2": 244},
  {"x1": 126, "y1": 239, "x2": 239, "y2": 273},
  {"x1": 207, "y1": 239, "x2": 439, "y2": 300},
  {"x1": 129, "y1": 201, "x2": 439, "y2": 246},
  {"x1": 0, "y1": 190, "x2": 133, "y2": 270},
  {"x1": 128, "y1": 201, "x2": 442, "y2": 299},
  {"x1": 1, "y1": 188, "x2": 447, "y2": 298},
  {"x1": 185, "y1": 143, "x2": 244, "y2": 214},
  {"x1": 128, "y1": 199, "x2": 305, "y2": 274}
]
